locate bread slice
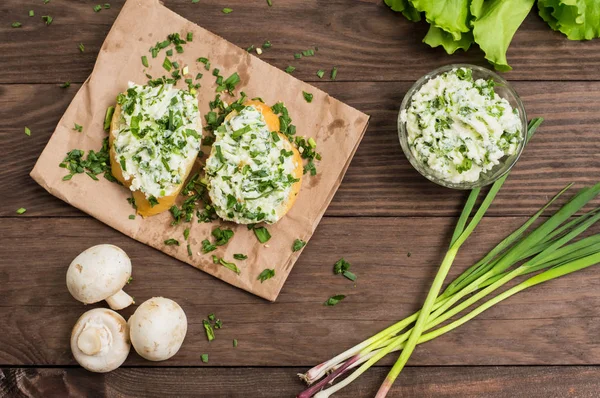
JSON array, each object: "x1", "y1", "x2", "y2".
[
  {"x1": 205, "y1": 100, "x2": 302, "y2": 224},
  {"x1": 109, "y1": 84, "x2": 202, "y2": 217}
]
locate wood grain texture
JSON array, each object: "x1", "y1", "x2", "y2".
[
  {"x1": 2, "y1": 81, "x2": 599, "y2": 218},
  {"x1": 1, "y1": 217, "x2": 600, "y2": 366},
  {"x1": 3, "y1": 366, "x2": 600, "y2": 398},
  {"x1": 1, "y1": 0, "x2": 600, "y2": 84}
]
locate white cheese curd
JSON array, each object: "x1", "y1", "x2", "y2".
[
  {"x1": 112, "y1": 83, "x2": 201, "y2": 199},
  {"x1": 400, "y1": 67, "x2": 523, "y2": 183},
  {"x1": 205, "y1": 105, "x2": 300, "y2": 224}
]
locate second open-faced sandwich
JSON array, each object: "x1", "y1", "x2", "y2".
[
  {"x1": 109, "y1": 83, "x2": 202, "y2": 217},
  {"x1": 205, "y1": 100, "x2": 303, "y2": 224}
]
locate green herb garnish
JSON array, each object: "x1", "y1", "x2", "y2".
[
  {"x1": 285, "y1": 65, "x2": 296, "y2": 74},
  {"x1": 292, "y1": 239, "x2": 306, "y2": 252},
  {"x1": 184, "y1": 228, "x2": 190, "y2": 240},
  {"x1": 202, "y1": 239, "x2": 217, "y2": 253},
  {"x1": 201, "y1": 354, "x2": 209, "y2": 363},
  {"x1": 24, "y1": 127, "x2": 31, "y2": 136},
  {"x1": 303, "y1": 91, "x2": 313, "y2": 103},
  {"x1": 73, "y1": 123, "x2": 83, "y2": 132},
  {"x1": 233, "y1": 253, "x2": 247, "y2": 260},
  {"x1": 141, "y1": 55, "x2": 149, "y2": 67},
  {"x1": 78, "y1": 43, "x2": 85, "y2": 53},
  {"x1": 60, "y1": 82, "x2": 71, "y2": 88},
  {"x1": 262, "y1": 40, "x2": 272, "y2": 49},
  {"x1": 12, "y1": 22, "x2": 22, "y2": 28},
  {"x1": 128, "y1": 214, "x2": 135, "y2": 220},
  {"x1": 258, "y1": 268, "x2": 275, "y2": 283},
  {"x1": 233, "y1": 339, "x2": 238, "y2": 347},
  {"x1": 253, "y1": 226, "x2": 271, "y2": 243},
  {"x1": 29, "y1": 10, "x2": 34, "y2": 17},
  {"x1": 331, "y1": 67, "x2": 338, "y2": 80},
  {"x1": 203, "y1": 319, "x2": 215, "y2": 341},
  {"x1": 16, "y1": 208, "x2": 27, "y2": 215},
  {"x1": 212, "y1": 227, "x2": 234, "y2": 246},
  {"x1": 316, "y1": 69, "x2": 325, "y2": 79},
  {"x1": 219, "y1": 258, "x2": 241, "y2": 274},
  {"x1": 103, "y1": 106, "x2": 115, "y2": 131},
  {"x1": 164, "y1": 238, "x2": 180, "y2": 246},
  {"x1": 222, "y1": 8, "x2": 233, "y2": 14},
  {"x1": 93, "y1": 5, "x2": 102, "y2": 12},
  {"x1": 42, "y1": 15, "x2": 53, "y2": 25},
  {"x1": 324, "y1": 295, "x2": 346, "y2": 306}
]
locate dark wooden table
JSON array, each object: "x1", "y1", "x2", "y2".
[{"x1": 2, "y1": 1, "x2": 600, "y2": 397}]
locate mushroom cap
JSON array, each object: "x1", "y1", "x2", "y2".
[
  {"x1": 71, "y1": 308, "x2": 131, "y2": 373},
  {"x1": 66, "y1": 244, "x2": 132, "y2": 304},
  {"x1": 128, "y1": 297, "x2": 187, "y2": 361}
]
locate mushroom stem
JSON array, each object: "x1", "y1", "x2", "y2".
[
  {"x1": 105, "y1": 290, "x2": 134, "y2": 310},
  {"x1": 77, "y1": 326, "x2": 108, "y2": 356}
]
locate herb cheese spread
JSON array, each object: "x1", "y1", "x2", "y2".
[
  {"x1": 400, "y1": 67, "x2": 523, "y2": 183},
  {"x1": 205, "y1": 104, "x2": 301, "y2": 224},
  {"x1": 112, "y1": 83, "x2": 201, "y2": 199}
]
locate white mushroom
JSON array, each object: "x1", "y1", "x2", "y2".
[
  {"x1": 128, "y1": 297, "x2": 187, "y2": 361},
  {"x1": 71, "y1": 308, "x2": 131, "y2": 372},
  {"x1": 66, "y1": 244, "x2": 134, "y2": 310}
]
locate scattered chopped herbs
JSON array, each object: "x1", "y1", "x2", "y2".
[
  {"x1": 60, "y1": 82, "x2": 71, "y2": 88},
  {"x1": 222, "y1": 8, "x2": 233, "y2": 14},
  {"x1": 316, "y1": 69, "x2": 325, "y2": 79},
  {"x1": 128, "y1": 214, "x2": 136, "y2": 220},
  {"x1": 294, "y1": 53, "x2": 302, "y2": 59},
  {"x1": 407, "y1": 252, "x2": 412, "y2": 257},
  {"x1": 324, "y1": 295, "x2": 346, "y2": 306},
  {"x1": 104, "y1": 3, "x2": 111, "y2": 9},
  {"x1": 201, "y1": 354, "x2": 209, "y2": 363},
  {"x1": 12, "y1": 22, "x2": 22, "y2": 28},
  {"x1": 127, "y1": 277, "x2": 133, "y2": 284},
  {"x1": 233, "y1": 339, "x2": 238, "y2": 347},
  {"x1": 127, "y1": 196, "x2": 137, "y2": 210},
  {"x1": 78, "y1": 43, "x2": 85, "y2": 53},
  {"x1": 258, "y1": 268, "x2": 275, "y2": 283},
  {"x1": 16, "y1": 208, "x2": 27, "y2": 215},
  {"x1": 202, "y1": 239, "x2": 217, "y2": 253},
  {"x1": 203, "y1": 319, "x2": 215, "y2": 341},
  {"x1": 164, "y1": 238, "x2": 180, "y2": 246},
  {"x1": 103, "y1": 106, "x2": 115, "y2": 131},
  {"x1": 253, "y1": 226, "x2": 271, "y2": 243},
  {"x1": 246, "y1": 44, "x2": 255, "y2": 52},
  {"x1": 184, "y1": 228, "x2": 190, "y2": 240},
  {"x1": 208, "y1": 313, "x2": 215, "y2": 321},
  {"x1": 292, "y1": 239, "x2": 306, "y2": 252},
  {"x1": 162, "y1": 57, "x2": 172, "y2": 72},
  {"x1": 302, "y1": 49, "x2": 315, "y2": 57},
  {"x1": 334, "y1": 258, "x2": 357, "y2": 282},
  {"x1": 233, "y1": 253, "x2": 248, "y2": 260},
  {"x1": 219, "y1": 258, "x2": 241, "y2": 274},
  {"x1": 331, "y1": 67, "x2": 338, "y2": 80},
  {"x1": 29, "y1": 10, "x2": 34, "y2": 17},
  {"x1": 148, "y1": 196, "x2": 159, "y2": 207},
  {"x1": 42, "y1": 15, "x2": 53, "y2": 25},
  {"x1": 73, "y1": 123, "x2": 83, "y2": 132},
  {"x1": 192, "y1": 0, "x2": 200, "y2": 3},
  {"x1": 303, "y1": 91, "x2": 313, "y2": 103},
  {"x1": 212, "y1": 227, "x2": 234, "y2": 246},
  {"x1": 285, "y1": 65, "x2": 296, "y2": 74},
  {"x1": 44, "y1": 0, "x2": 51, "y2": 3},
  {"x1": 187, "y1": 243, "x2": 192, "y2": 257},
  {"x1": 187, "y1": 32, "x2": 193, "y2": 41},
  {"x1": 24, "y1": 127, "x2": 31, "y2": 136},
  {"x1": 215, "y1": 319, "x2": 223, "y2": 329},
  {"x1": 267, "y1": 0, "x2": 273, "y2": 5},
  {"x1": 141, "y1": 55, "x2": 149, "y2": 67},
  {"x1": 59, "y1": 137, "x2": 115, "y2": 182},
  {"x1": 262, "y1": 40, "x2": 272, "y2": 49},
  {"x1": 93, "y1": 5, "x2": 102, "y2": 12}
]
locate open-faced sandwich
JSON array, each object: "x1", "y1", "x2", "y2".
[
  {"x1": 205, "y1": 100, "x2": 303, "y2": 224},
  {"x1": 109, "y1": 83, "x2": 202, "y2": 217}
]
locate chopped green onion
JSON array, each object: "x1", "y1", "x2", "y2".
[
  {"x1": 187, "y1": 243, "x2": 192, "y2": 257},
  {"x1": 128, "y1": 214, "x2": 135, "y2": 220},
  {"x1": 331, "y1": 67, "x2": 338, "y2": 80},
  {"x1": 184, "y1": 228, "x2": 190, "y2": 240},
  {"x1": 303, "y1": 91, "x2": 313, "y2": 103},
  {"x1": 233, "y1": 253, "x2": 248, "y2": 260},
  {"x1": 162, "y1": 57, "x2": 172, "y2": 72},
  {"x1": 93, "y1": 5, "x2": 102, "y2": 12},
  {"x1": 60, "y1": 82, "x2": 70, "y2": 88},
  {"x1": 42, "y1": 15, "x2": 53, "y2": 25},
  {"x1": 104, "y1": 106, "x2": 115, "y2": 131},
  {"x1": 253, "y1": 226, "x2": 271, "y2": 243},
  {"x1": 324, "y1": 295, "x2": 345, "y2": 306},
  {"x1": 258, "y1": 268, "x2": 275, "y2": 282},
  {"x1": 201, "y1": 354, "x2": 209, "y2": 363},
  {"x1": 73, "y1": 123, "x2": 83, "y2": 133},
  {"x1": 316, "y1": 69, "x2": 325, "y2": 79},
  {"x1": 262, "y1": 40, "x2": 272, "y2": 49},
  {"x1": 24, "y1": 127, "x2": 31, "y2": 136},
  {"x1": 104, "y1": 3, "x2": 111, "y2": 9},
  {"x1": 141, "y1": 55, "x2": 148, "y2": 67},
  {"x1": 164, "y1": 238, "x2": 180, "y2": 246},
  {"x1": 292, "y1": 239, "x2": 306, "y2": 251},
  {"x1": 267, "y1": 0, "x2": 273, "y2": 5},
  {"x1": 285, "y1": 65, "x2": 296, "y2": 74},
  {"x1": 219, "y1": 258, "x2": 240, "y2": 274},
  {"x1": 222, "y1": 8, "x2": 233, "y2": 14},
  {"x1": 12, "y1": 22, "x2": 22, "y2": 28},
  {"x1": 29, "y1": 10, "x2": 34, "y2": 17},
  {"x1": 16, "y1": 208, "x2": 27, "y2": 215},
  {"x1": 233, "y1": 339, "x2": 238, "y2": 347},
  {"x1": 187, "y1": 32, "x2": 193, "y2": 41},
  {"x1": 294, "y1": 53, "x2": 302, "y2": 59},
  {"x1": 78, "y1": 43, "x2": 85, "y2": 53}
]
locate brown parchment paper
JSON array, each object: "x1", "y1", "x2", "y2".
[{"x1": 30, "y1": 0, "x2": 369, "y2": 301}]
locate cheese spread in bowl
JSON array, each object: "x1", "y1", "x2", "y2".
[{"x1": 398, "y1": 65, "x2": 527, "y2": 189}]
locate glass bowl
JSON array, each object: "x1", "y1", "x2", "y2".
[{"x1": 398, "y1": 64, "x2": 528, "y2": 190}]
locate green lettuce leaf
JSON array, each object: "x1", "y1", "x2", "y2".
[
  {"x1": 411, "y1": 0, "x2": 471, "y2": 40},
  {"x1": 470, "y1": 0, "x2": 536, "y2": 71},
  {"x1": 423, "y1": 25, "x2": 473, "y2": 54},
  {"x1": 384, "y1": 0, "x2": 421, "y2": 21},
  {"x1": 538, "y1": 0, "x2": 600, "y2": 40}
]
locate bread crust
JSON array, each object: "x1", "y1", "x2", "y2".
[
  {"x1": 206, "y1": 100, "x2": 303, "y2": 224},
  {"x1": 109, "y1": 97, "x2": 201, "y2": 217}
]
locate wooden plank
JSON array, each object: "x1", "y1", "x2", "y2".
[
  {"x1": 2, "y1": 81, "x2": 599, "y2": 218},
  {"x1": 2, "y1": 217, "x2": 600, "y2": 366},
  {"x1": 3, "y1": 366, "x2": 600, "y2": 397},
  {"x1": 2, "y1": 0, "x2": 600, "y2": 84}
]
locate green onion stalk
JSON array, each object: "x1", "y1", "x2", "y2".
[{"x1": 297, "y1": 119, "x2": 600, "y2": 397}]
